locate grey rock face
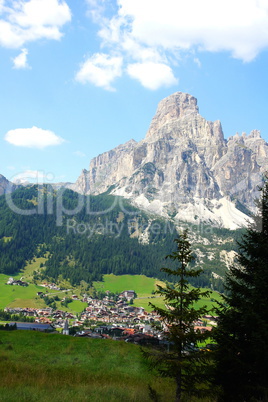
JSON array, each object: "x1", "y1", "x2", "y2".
[
  {"x1": 74, "y1": 140, "x2": 138, "y2": 195},
  {"x1": 0, "y1": 174, "x2": 18, "y2": 196},
  {"x1": 212, "y1": 131, "x2": 268, "y2": 207},
  {"x1": 73, "y1": 92, "x2": 268, "y2": 228}
]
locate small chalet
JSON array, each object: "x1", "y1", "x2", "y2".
[
  {"x1": 119, "y1": 290, "x2": 135, "y2": 301},
  {"x1": 6, "y1": 277, "x2": 28, "y2": 287}
]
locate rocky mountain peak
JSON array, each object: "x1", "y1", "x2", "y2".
[
  {"x1": 152, "y1": 91, "x2": 199, "y2": 120},
  {"x1": 145, "y1": 92, "x2": 199, "y2": 141},
  {"x1": 248, "y1": 129, "x2": 261, "y2": 139},
  {"x1": 72, "y1": 92, "x2": 268, "y2": 229}
]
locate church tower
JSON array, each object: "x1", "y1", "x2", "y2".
[{"x1": 63, "y1": 318, "x2": 69, "y2": 335}]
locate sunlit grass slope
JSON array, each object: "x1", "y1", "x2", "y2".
[
  {"x1": 94, "y1": 274, "x2": 222, "y2": 312},
  {"x1": 0, "y1": 274, "x2": 46, "y2": 310},
  {"x1": 0, "y1": 330, "x2": 175, "y2": 402},
  {"x1": 94, "y1": 274, "x2": 160, "y2": 294}
]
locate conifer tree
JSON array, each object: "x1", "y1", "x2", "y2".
[
  {"x1": 145, "y1": 230, "x2": 212, "y2": 402},
  {"x1": 214, "y1": 178, "x2": 268, "y2": 401}
]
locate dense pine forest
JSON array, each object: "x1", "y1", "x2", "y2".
[{"x1": 0, "y1": 186, "x2": 241, "y2": 291}]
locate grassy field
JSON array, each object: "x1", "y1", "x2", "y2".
[
  {"x1": 59, "y1": 300, "x2": 88, "y2": 314},
  {"x1": 0, "y1": 269, "x2": 222, "y2": 314},
  {"x1": 17, "y1": 257, "x2": 48, "y2": 281},
  {"x1": 0, "y1": 274, "x2": 47, "y2": 310},
  {"x1": 134, "y1": 291, "x2": 222, "y2": 313},
  {"x1": 0, "y1": 330, "x2": 178, "y2": 402},
  {"x1": 94, "y1": 274, "x2": 161, "y2": 295},
  {"x1": 0, "y1": 268, "x2": 86, "y2": 313},
  {"x1": 94, "y1": 274, "x2": 222, "y2": 313}
]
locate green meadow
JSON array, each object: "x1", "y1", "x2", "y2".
[
  {"x1": 59, "y1": 300, "x2": 88, "y2": 314},
  {"x1": 0, "y1": 248, "x2": 89, "y2": 313},
  {"x1": 0, "y1": 274, "x2": 46, "y2": 310},
  {"x1": 94, "y1": 274, "x2": 222, "y2": 312},
  {"x1": 0, "y1": 330, "x2": 177, "y2": 402},
  {"x1": 18, "y1": 257, "x2": 48, "y2": 281},
  {"x1": 0, "y1": 268, "x2": 222, "y2": 314},
  {"x1": 94, "y1": 274, "x2": 160, "y2": 295}
]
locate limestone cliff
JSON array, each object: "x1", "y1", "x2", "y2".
[{"x1": 73, "y1": 92, "x2": 268, "y2": 229}]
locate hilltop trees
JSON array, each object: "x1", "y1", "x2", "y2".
[
  {"x1": 0, "y1": 186, "x2": 180, "y2": 284},
  {"x1": 146, "y1": 230, "x2": 212, "y2": 402},
  {"x1": 214, "y1": 178, "x2": 268, "y2": 401}
]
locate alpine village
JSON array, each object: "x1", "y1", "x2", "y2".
[{"x1": 1, "y1": 92, "x2": 268, "y2": 402}]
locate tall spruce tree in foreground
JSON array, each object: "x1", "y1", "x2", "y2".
[
  {"x1": 214, "y1": 178, "x2": 268, "y2": 401},
  {"x1": 145, "y1": 230, "x2": 212, "y2": 402}
]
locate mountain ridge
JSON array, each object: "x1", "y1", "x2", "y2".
[
  {"x1": 2, "y1": 92, "x2": 267, "y2": 230},
  {"x1": 0, "y1": 185, "x2": 241, "y2": 292},
  {"x1": 72, "y1": 92, "x2": 268, "y2": 229},
  {"x1": 0, "y1": 174, "x2": 19, "y2": 196}
]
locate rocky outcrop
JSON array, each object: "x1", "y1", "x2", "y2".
[
  {"x1": 73, "y1": 140, "x2": 138, "y2": 195},
  {"x1": 212, "y1": 131, "x2": 268, "y2": 208},
  {"x1": 73, "y1": 92, "x2": 268, "y2": 229},
  {"x1": 0, "y1": 174, "x2": 18, "y2": 196}
]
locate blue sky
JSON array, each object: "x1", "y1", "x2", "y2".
[{"x1": 1, "y1": 0, "x2": 268, "y2": 184}]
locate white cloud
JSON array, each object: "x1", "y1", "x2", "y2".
[
  {"x1": 116, "y1": 0, "x2": 268, "y2": 62},
  {"x1": 127, "y1": 62, "x2": 178, "y2": 90},
  {"x1": 194, "y1": 58, "x2": 201, "y2": 68},
  {"x1": 4, "y1": 126, "x2": 65, "y2": 149},
  {"x1": 120, "y1": 36, "x2": 164, "y2": 63},
  {"x1": 85, "y1": 0, "x2": 106, "y2": 22},
  {"x1": 12, "y1": 48, "x2": 30, "y2": 69},
  {"x1": 0, "y1": 0, "x2": 71, "y2": 49},
  {"x1": 75, "y1": 53, "x2": 123, "y2": 91},
  {"x1": 11, "y1": 170, "x2": 65, "y2": 183},
  {"x1": 12, "y1": 170, "x2": 49, "y2": 184},
  {"x1": 84, "y1": 0, "x2": 268, "y2": 90}
]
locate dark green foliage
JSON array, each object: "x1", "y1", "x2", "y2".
[
  {"x1": 43, "y1": 296, "x2": 57, "y2": 306},
  {"x1": 145, "y1": 231, "x2": 213, "y2": 401},
  {"x1": 0, "y1": 186, "x2": 61, "y2": 274},
  {"x1": 148, "y1": 384, "x2": 160, "y2": 401},
  {"x1": 61, "y1": 297, "x2": 72, "y2": 307},
  {"x1": 0, "y1": 309, "x2": 35, "y2": 322},
  {"x1": 0, "y1": 186, "x2": 177, "y2": 284},
  {"x1": 214, "y1": 178, "x2": 268, "y2": 401},
  {"x1": 0, "y1": 185, "x2": 239, "y2": 290},
  {"x1": 0, "y1": 323, "x2": 17, "y2": 331}
]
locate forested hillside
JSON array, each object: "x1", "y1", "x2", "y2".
[{"x1": 0, "y1": 186, "x2": 242, "y2": 291}]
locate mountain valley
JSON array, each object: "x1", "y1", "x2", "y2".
[{"x1": 1, "y1": 92, "x2": 267, "y2": 300}]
